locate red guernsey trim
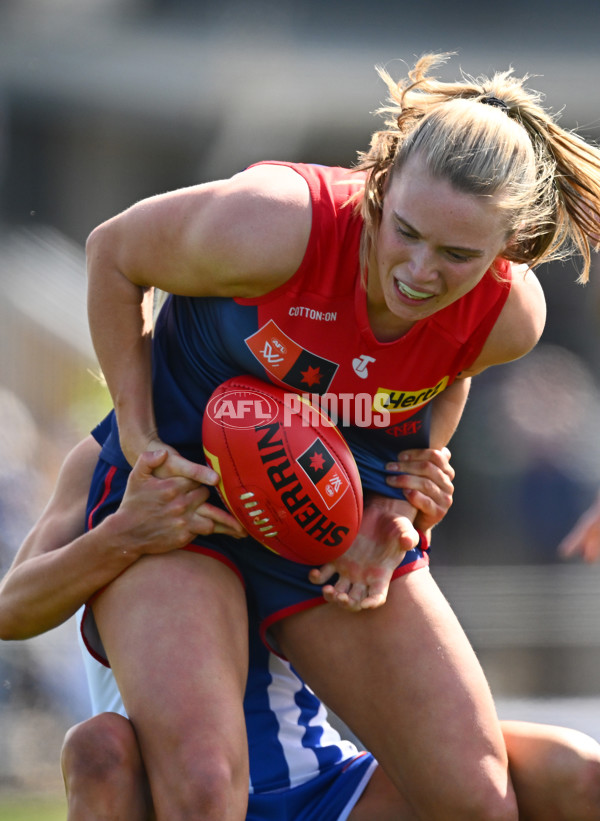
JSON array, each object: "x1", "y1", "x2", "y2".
[
  {"x1": 261, "y1": 597, "x2": 326, "y2": 658},
  {"x1": 390, "y1": 553, "x2": 429, "y2": 580},
  {"x1": 87, "y1": 465, "x2": 117, "y2": 531},
  {"x1": 260, "y1": 540, "x2": 430, "y2": 659},
  {"x1": 81, "y1": 543, "x2": 246, "y2": 667},
  {"x1": 80, "y1": 613, "x2": 111, "y2": 667},
  {"x1": 180, "y1": 544, "x2": 246, "y2": 588}
]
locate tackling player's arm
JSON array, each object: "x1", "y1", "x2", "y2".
[{"x1": 0, "y1": 437, "x2": 242, "y2": 641}]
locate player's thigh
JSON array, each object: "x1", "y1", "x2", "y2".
[
  {"x1": 273, "y1": 568, "x2": 511, "y2": 814},
  {"x1": 348, "y1": 765, "x2": 415, "y2": 821},
  {"x1": 92, "y1": 550, "x2": 249, "y2": 767}
]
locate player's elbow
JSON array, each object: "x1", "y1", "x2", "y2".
[
  {"x1": 0, "y1": 606, "x2": 23, "y2": 640},
  {"x1": 85, "y1": 220, "x2": 123, "y2": 286},
  {"x1": 0, "y1": 622, "x2": 39, "y2": 642},
  {"x1": 85, "y1": 220, "x2": 113, "y2": 261},
  {"x1": 0, "y1": 594, "x2": 34, "y2": 641}
]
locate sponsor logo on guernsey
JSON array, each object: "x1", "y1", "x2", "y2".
[
  {"x1": 385, "y1": 419, "x2": 424, "y2": 437},
  {"x1": 374, "y1": 376, "x2": 449, "y2": 412},
  {"x1": 288, "y1": 306, "x2": 338, "y2": 322},
  {"x1": 352, "y1": 354, "x2": 376, "y2": 379},
  {"x1": 245, "y1": 320, "x2": 338, "y2": 395}
]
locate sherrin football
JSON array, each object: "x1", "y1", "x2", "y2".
[{"x1": 202, "y1": 375, "x2": 363, "y2": 565}]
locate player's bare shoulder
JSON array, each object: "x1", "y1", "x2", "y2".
[
  {"x1": 188, "y1": 163, "x2": 313, "y2": 298},
  {"x1": 463, "y1": 264, "x2": 546, "y2": 376},
  {"x1": 502, "y1": 263, "x2": 546, "y2": 351},
  {"x1": 95, "y1": 164, "x2": 313, "y2": 299},
  {"x1": 219, "y1": 164, "x2": 312, "y2": 288}
]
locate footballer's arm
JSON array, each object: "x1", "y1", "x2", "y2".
[{"x1": 0, "y1": 438, "x2": 235, "y2": 640}]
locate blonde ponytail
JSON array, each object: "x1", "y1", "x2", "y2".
[{"x1": 357, "y1": 54, "x2": 600, "y2": 282}]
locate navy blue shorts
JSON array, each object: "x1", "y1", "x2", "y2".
[{"x1": 83, "y1": 458, "x2": 430, "y2": 662}]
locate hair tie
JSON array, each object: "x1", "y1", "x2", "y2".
[{"x1": 480, "y1": 95, "x2": 509, "y2": 113}]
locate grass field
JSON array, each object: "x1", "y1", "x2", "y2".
[{"x1": 0, "y1": 794, "x2": 66, "y2": 821}]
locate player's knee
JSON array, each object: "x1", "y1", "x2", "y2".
[
  {"x1": 469, "y1": 786, "x2": 519, "y2": 821},
  {"x1": 573, "y1": 759, "x2": 600, "y2": 820},
  {"x1": 439, "y1": 773, "x2": 518, "y2": 821},
  {"x1": 153, "y1": 746, "x2": 248, "y2": 821},
  {"x1": 61, "y1": 712, "x2": 142, "y2": 789},
  {"x1": 556, "y1": 743, "x2": 600, "y2": 820},
  {"x1": 179, "y1": 761, "x2": 237, "y2": 818}
]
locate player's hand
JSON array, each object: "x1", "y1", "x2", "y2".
[
  {"x1": 142, "y1": 438, "x2": 246, "y2": 536},
  {"x1": 385, "y1": 447, "x2": 454, "y2": 533},
  {"x1": 309, "y1": 496, "x2": 420, "y2": 611},
  {"x1": 558, "y1": 493, "x2": 600, "y2": 563},
  {"x1": 112, "y1": 450, "x2": 246, "y2": 555},
  {"x1": 138, "y1": 436, "x2": 219, "y2": 486}
]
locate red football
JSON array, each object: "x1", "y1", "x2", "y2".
[{"x1": 202, "y1": 375, "x2": 363, "y2": 565}]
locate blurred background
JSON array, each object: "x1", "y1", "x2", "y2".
[{"x1": 1, "y1": 0, "x2": 600, "y2": 807}]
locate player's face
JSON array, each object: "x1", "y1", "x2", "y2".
[{"x1": 369, "y1": 153, "x2": 510, "y2": 338}]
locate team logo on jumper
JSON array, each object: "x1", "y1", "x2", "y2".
[
  {"x1": 374, "y1": 376, "x2": 449, "y2": 412},
  {"x1": 296, "y1": 437, "x2": 349, "y2": 509},
  {"x1": 245, "y1": 320, "x2": 338, "y2": 395}
]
